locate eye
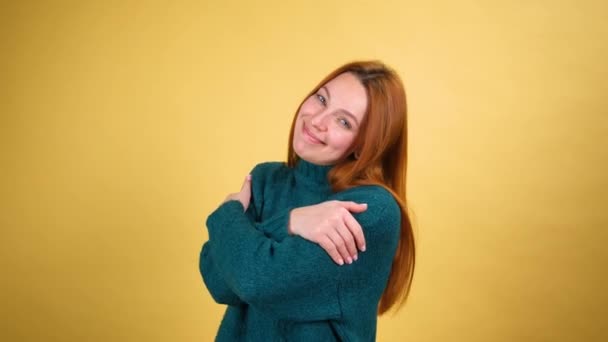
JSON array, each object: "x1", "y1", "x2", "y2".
[
  {"x1": 338, "y1": 117, "x2": 352, "y2": 129},
  {"x1": 316, "y1": 94, "x2": 327, "y2": 106}
]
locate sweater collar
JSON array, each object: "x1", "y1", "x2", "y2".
[{"x1": 294, "y1": 159, "x2": 333, "y2": 187}]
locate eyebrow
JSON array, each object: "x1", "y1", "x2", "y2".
[{"x1": 321, "y1": 86, "x2": 360, "y2": 126}]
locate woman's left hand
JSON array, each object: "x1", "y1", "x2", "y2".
[{"x1": 223, "y1": 175, "x2": 252, "y2": 212}]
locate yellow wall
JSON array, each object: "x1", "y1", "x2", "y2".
[{"x1": 2, "y1": 1, "x2": 607, "y2": 341}]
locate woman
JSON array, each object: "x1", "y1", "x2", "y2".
[{"x1": 199, "y1": 60, "x2": 415, "y2": 341}]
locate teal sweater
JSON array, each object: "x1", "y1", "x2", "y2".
[{"x1": 199, "y1": 160, "x2": 400, "y2": 341}]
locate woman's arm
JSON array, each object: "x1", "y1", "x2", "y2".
[
  {"x1": 200, "y1": 200, "x2": 364, "y2": 305},
  {"x1": 226, "y1": 172, "x2": 368, "y2": 263},
  {"x1": 199, "y1": 175, "x2": 259, "y2": 306},
  {"x1": 205, "y1": 186, "x2": 400, "y2": 322},
  {"x1": 288, "y1": 200, "x2": 367, "y2": 265},
  {"x1": 199, "y1": 241, "x2": 243, "y2": 306}
]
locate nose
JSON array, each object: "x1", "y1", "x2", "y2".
[{"x1": 310, "y1": 111, "x2": 328, "y2": 131}]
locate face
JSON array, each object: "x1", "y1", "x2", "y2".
[{"x1": 293, "y1": 72, "x2": 368, "y2": 165}]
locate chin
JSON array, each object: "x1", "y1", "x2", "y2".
[
  {"x1": 293, "y1": 148, "x2": 317, "y2": 164},
  {"x1": 293, "y1": 140, "x2": 338, "y2": 165}
]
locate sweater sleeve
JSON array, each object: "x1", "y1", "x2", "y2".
[
  {"x1": 199, "y1": 206, "x2": 293, "y2": 305},
  {"x1": 199, "y1": 164, "x2": 271, "y2": 306},
  {"x1": 199, "y1": 216, "x2": 295, "y2": 306},
  {"x1": 205, "y1": 187, "x2": 400, "y2": 322},
  {"x1": 199, "y1": 241, "x2": 244, "y2": 306},
  {"x1": 199, "y1": 205, "x2": 261, "y2": 306}
]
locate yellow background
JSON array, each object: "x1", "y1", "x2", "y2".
[{"x1": 2, "y1": 0, "x2": 607, "y2": 341}]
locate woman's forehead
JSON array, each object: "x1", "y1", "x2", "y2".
[{"x1": 322, "y1": 73, "x2": 368, "y2": 119}]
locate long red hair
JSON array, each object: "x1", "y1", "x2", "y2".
[{"x1": 287, "y1": 61, "x2": 415, "y2": 315}]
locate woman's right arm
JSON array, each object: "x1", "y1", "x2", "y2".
[
  {"x1": 200, "y1": 165, "x2": 369, "y2": 304},
  {"x1": 199, "y1": 241, "x2": 243, "y2": 305},
  {"x1": 203, "y1": 186, "x2": 399, "y2": 321},
  {"x1": 199, "y1": 173, "x2": 262, "y2": 306},
  {"x1": 199, "y1": 181, "x2": 260, "y2": 306},
  {"x1": 199, "y1": 200, "x2": 364, "y2": 305}
]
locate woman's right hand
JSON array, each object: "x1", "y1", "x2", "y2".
[{"x1": 288, "y1": 201, "x2": 367, "y2": 265}]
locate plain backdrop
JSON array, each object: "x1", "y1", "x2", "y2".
[{"x1": 1, "y1": 0, "x2": 607, "y2": 341}]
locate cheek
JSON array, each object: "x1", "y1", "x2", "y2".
[
  {"x1": 292, "y1": 120, "x2": 302, "y2": 141},
  {"x1": 328, "y1": 131, "x2": 356, "y2": 151},
  {"x1": 294, "y1": 110, "x2": 307, "y2": 124},
  {"x1": 299, "y1": 96, "x2": 322, "y2": 115}
]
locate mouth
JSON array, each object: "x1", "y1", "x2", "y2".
[{"x1": 303, "y1": 122, "x2": 325, "y2": 145}]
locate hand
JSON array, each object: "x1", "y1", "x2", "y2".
[
  {"x1": 288, "y1": 201, "x2": 367, "y2": 265},
  {"x1": 223, "y1": 175, "x2": 252, "y2": 212}
]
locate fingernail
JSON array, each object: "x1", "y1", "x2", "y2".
[
  {"x1": 347, "y1": 257, "x2": 352, "y2": 264},
  {"x1": 353, "y1": 254, "x2": 358, "y2": 261},
  {"x1": 361, "y1": 245, "x2": 366, "y2": 252},
  {"x1": 246, "y1": 174, "x2": 252, "y2": 181},
  {"x1": 338, "y1": 259, "x2": 344, "y2": 265}
]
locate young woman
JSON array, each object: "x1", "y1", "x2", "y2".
[{"x1": 199, "y1": 61, "x2": 415, "y2": 341}]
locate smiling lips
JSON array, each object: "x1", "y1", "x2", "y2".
[{"x1": 303, "y1": 123, "x2": 325, "y2": 145}]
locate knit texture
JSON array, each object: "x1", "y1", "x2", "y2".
[{"x1": 200, "y1": 160, "x2": 400, "y2": 341}]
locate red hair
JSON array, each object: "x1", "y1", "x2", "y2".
[{"x1": 287, "y1": 61, "x2": 415, "y2": 315}]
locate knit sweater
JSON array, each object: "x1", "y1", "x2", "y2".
[{"x1": 199, "y1": 160, "x2": 401, "y2": 341}]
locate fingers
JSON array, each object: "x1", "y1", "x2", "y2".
[
  {"x1": 335, "y1": 217, "x2": 358, "y2": 260},
  {"x1": 343, "y1": 212, "x2": 366, "y2": 252},
  {"x1": 327, "y1": 229, "x2": 353, "y2": 265},
  {"x1": 324, "y1": 202, "x2": 367, "y2": 264},
  {"x1": 339, "y1": 201, "x2": 368, "y2": 213},
  {"x1": 220, "y1": 174, "x2": 252, "y2": 210},
  {"x1": 240, "y1": 174, "x2": 252, "y2": 193},
  {"x1": 292, "y1": 200, "x2": 368, "y2": 266},
  {"x1": 318, "y1": 236, "x2": 344, "y2": 265}
]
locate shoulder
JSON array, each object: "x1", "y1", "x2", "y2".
[
  {"x1": 334, "y1": 185, "x2": 396, "y2": 205},
  {"x1": 246, "y1": 162, "x2": 292, "y2": 217},
  {"x1": 250, "y1": 161, "x2": 286, "y2": 174},
  {"x1": 333, "y1": 185, "x2": 399, "y2": 215},
  {"x1": 332, "y1": 185, "x2": 401, "y2": 232},
  {"x1": 250, "y1": 162, "x2": 291, "y2": 183},
  {"x1": 248, "y1": 162, "x2": 294, "y2": 199}
]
